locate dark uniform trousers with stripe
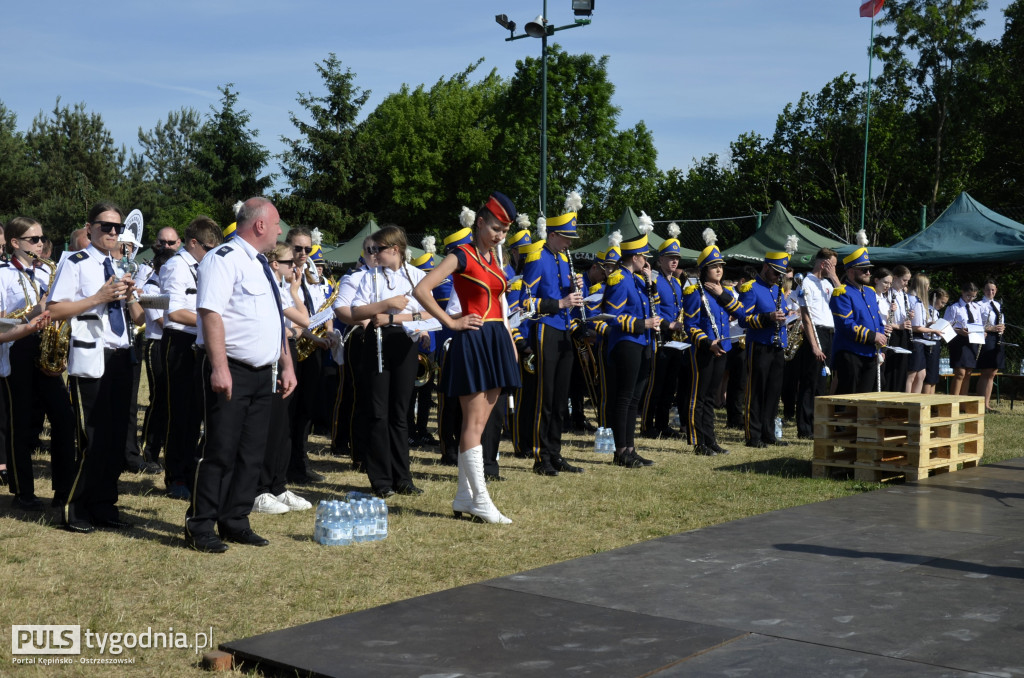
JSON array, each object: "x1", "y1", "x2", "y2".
[
  {"x1": 745, "y1": 342, "x2": 784, "y2": 445},
  {"x1": 66, "y1": 349, "x2": 133, "y2": 525},
  {"x1": 533, "y1": 325, "x2": 574, "y2": 465},
  {"x1": 163, "y1": 328, "x2": 202, "y2": 486},
  {"x1": 186, "y1": 355, "x2": 273, "y2": 538},
  {"x1": 687, "y1": 346, "x2": 726, "y2": 448},
  {"x1": 140, "y1": 337, "x2": 169, "y2": 463},
  {"x1": 332, "y1": 326, "x2": 363, "y2": 461}
]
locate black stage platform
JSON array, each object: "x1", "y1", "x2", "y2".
[{"x1": 223, "y1": 459, "x2": 1024, "y2": 677}]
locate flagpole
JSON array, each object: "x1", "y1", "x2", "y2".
[{"x1": 859, "y1": 11, "x2": 875, "y2": 232}]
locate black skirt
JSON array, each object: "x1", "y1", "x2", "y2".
[
  {"x1": 443, "y1": 321, "x2": 522, "y2": 397},
  {"x1": 976, "y1": 333, "x2": 1005, "y2": 370},
  {"x1": 948, "y1": 336, "x2": 977, "y2": 370}
]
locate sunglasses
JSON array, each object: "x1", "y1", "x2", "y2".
[
  {"x1": 364, "y1": 245, "x2": 393, "y2": 255},
  {"x1": 292, "y1": 246, "x2": 313, "y2": 255},
  {"x1": 157, "y1": 239, "x2": 179, "y2": 246},
  {"x1": 199, "y1": 242, "x2": 216, "y2": 252},
  {"x1": 277, "y1": 259, "x2": 295, "y2": 266},
  {"x1": 16, "y1": 235, "x2": 49, "y2": 244},
  {"x1": 91, "y1": 221, "x2": 125, "y2": 234}
]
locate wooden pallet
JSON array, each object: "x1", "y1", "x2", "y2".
[{"x1": 812, "y1": 457, "x2": 981, "y2": 483}]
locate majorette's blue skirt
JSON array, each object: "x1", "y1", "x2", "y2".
[{"x1": 443, "y1": 320, "x2": 521, "y2": 397}]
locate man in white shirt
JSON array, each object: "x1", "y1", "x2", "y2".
[
  {"x1": 795, "y1": 248, "x2": 838, "y2": 438},
  {"x1": 184, "y1": 197, "x2": 296, "y2": 553}
]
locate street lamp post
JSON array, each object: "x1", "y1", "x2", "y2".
[{"x1": 497, "y1": 1, "x2": 591, "y2": 217}]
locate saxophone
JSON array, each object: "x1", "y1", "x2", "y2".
[
  {"x1": 30, "y1": 253, "x2": 71, "y2": 376},
  {"x1": 295, "y1": 278, "x2": 340, "y2": 362}
]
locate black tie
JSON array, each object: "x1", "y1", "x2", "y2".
[
  {"x1": 301, "y1": 280, "x2": 314, "y2": 314},
  {"x1": 257, "y1": 254, "x2": 286, "y2": 348},
  {"x1": 103, "y1": 257, "x2": 125, "y2": 337}
]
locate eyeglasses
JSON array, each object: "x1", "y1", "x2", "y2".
[
  {"x1": 292, "y1": 246, "x2": 313, "y2": 255},
  {"x1": 15, "y1": 236, "x2": 49, "y2": 244},
  {"x1": 157, "y1": 239, "x2": 179, "y2": 246},
  {"x1": 91, "y1": 221, "x2": 125, "y2": 234}
]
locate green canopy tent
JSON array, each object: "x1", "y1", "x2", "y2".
[
  {"x1": 721, "y1": 202, "x2": 847, "y2": 270},
  {"x1": 836, "y1": 192, "x2": 1024, "y2": 266},
  {"x1": 323, "y1": 220, "x2": 380, "y2": 264},
  {"x1": 571, "y1": 207, "x2": 700, "y2": 265}
]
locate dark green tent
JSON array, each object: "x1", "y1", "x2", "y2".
[
  {"x1": 721, "y1": 202, "x2": 847, "y2": 269},
  {"x1": 324, "y1": 220, "x2": 380, "y2": 264},
  {"x1": 836, "y1": 192, "x2": 1024, "y2": 266},
  {"x1": 572, "y1": 207, "x2": 699, "y2": 264}
]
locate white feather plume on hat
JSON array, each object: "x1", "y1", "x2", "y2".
[
  {"x1": 536, "y1": 215, "x2": 547, "y2": 241},
  {"x1": 564, "y1": 191, "x2": 582, "y2": 213},
  {"x1": 459, "y1": 206, "x2": 475, "y2": 230},
  {"x1": 311, "y1": 228, "x2": 322, "y2": 246},
  {"x1": 637, "y1": 211, "x2": 654, "y2": 235},
  {"x1": 785, "y1": 234, "x2": 799, "y2": 255},
  {"x1": 702, "y1": 228, "x2": 717, "y2": 246},
  {"x1": 608, "y1": 230, "x2": 623, "y2": 248},
  {"x1": 422, "y1": 235, "x2": 436, "y2": 255},
  {"x1": 855, "y1": 229, "x2": 868, "y2": 247},
  {"x1": 667, "y1": 222, "x2": 681, "y2": 238},
  {"x1": 516, "y1": 213, "x2": 531, "y2": 229},
  {"x1": 232, "y1": 200, "x2": 244, "y2": 217}
]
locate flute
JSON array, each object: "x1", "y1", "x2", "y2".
[{"x1": 372, "y1": 266, "x2": 383, "y2": 374}]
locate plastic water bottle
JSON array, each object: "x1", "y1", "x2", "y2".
[
  {"x1": 374, "y1": 498, "x2": 388, "y2": 540},
  {"x1": 315, "y1": 500, "x2": 329, "y2": 544},
  {"x1": 352, "y1": 500, "x2": 369, "y2": 543},
  {"x1": 598, "y1": 427, "x2": 613, "y2": 453},
  {"x1": 593, "y1": 427, "x2": 603, "y2": 453},
  {"x1": 774, "y1": 417, "x2": 783, "y2": 441},
  {"x1": 337, "y1": 502, "x2": 353, "y2": 545}
]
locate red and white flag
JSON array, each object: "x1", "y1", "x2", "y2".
[{"x1": 860, "y1": 0, "x2": 884, "y2": 17}]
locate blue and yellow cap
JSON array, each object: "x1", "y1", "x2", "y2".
[
  {"x1": 507, "y1": 229, "x2": 532, "y2": 249},
  {"x1": 411, "y1": 252, "x2": 435, "y2": 270},
  {"x1": 546, "y1": 211, "x2": 579, "y2": 238},
  {"x1": 223, "y1": 222, "x2": 237, "y2": 241},
  {"x1": 842, "y1": 247, "x2": 871, "y2": 269},
  {"x1": 309, "y1": 244, "x2": 324, "y2": 262},
  {"x1": 658, "y1": 238, "x2": 681, "y2": 257},
  {"x1": 765, "y1": 251, "x2": 790, "y2": 273},
  {"x1": 603, "y1": 247, "x2": 621, "y2": 265},
  {"x1": 698, "y1": 245, "x2": 724, "y2": 268},
  {"x1": 621, "y1": 235, "x2": 651, "y2": 258},
  {"x1": 443, "y1": 227, "x2": 472, "y2": 252}
]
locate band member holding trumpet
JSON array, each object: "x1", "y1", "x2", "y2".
[
  {"x1": 351, "y1": 225, "x2": 431, "y2": 498},
  {"x1": 737, "y1": 244, "x2": 794, "y2": 448},
  {"x1": 0, "y1": 217, "x2": 76, "y2": 512},
  {"x1": 683, "y1": 233, "x2": 745, "y2": 455},
  {"x1": 522, "y1": 194, "x2": 585, "y2": 477},
  {"x1": 48, "y1": 203, "x2": 140, "y2": 533},
  {"x1": 414, "y1": 192, "x2": 520, "y2": 524},
  {"x1": 603, "y1": 234, "x2": 660, "y2": 467},
  {"x1": 829, "y1": 244, "x2": 887, "y2": 395}
]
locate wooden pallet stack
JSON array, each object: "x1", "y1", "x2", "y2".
[{"x1": 812, "y1": 393, "x2": 984, "y2": 482}]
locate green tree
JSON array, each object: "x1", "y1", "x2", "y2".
[
  {"x1": 0, "y1": 102, "x2": 34, "y2": 221},
  {"x1": 279, "y1": 54, "x2": 371, "y2": 240}
]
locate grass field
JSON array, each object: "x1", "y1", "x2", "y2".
[{"x1": 2, "y1": 398, "x2": 1021, "y2": 676}]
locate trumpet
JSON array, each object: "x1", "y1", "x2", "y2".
[{"x1": 414, "y1": 353, "x2": 440, "y2": 388}]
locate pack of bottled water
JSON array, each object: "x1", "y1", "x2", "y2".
[
  {"x1": 593, "y1": 426, "x2": 614, "y2": 453},
  {"x1": 315, "y1": 495, "x2": 388, "y2": 546}
]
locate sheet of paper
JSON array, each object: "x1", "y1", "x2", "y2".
[
  {"x1": 887, "y1": 346, "x2": 912, "y2": 354},
  {"x1": 912, "y1": 337, "x2": 937, "y2": 347},
  {"x1": 967, "y1": 323, "x2": 985, "y2": 345},
  {"x1": 929, "y1": 318, "x2": 956, "y2": 343},
  {"x1": 507, "y1": 311, "x2": 521, "y2": 329},
  {"x1": 588, "y1": 313, "x2": 617, "y2": 322},
  {"x1": 404, "y1": 318, "x2": 443, "y2": 334},
  {"x1": 583, "y1": 292, "x2": 603, "y2": 303},
  {"x1": 663, "y1": 341, "x2": 690, "y2": 351}
]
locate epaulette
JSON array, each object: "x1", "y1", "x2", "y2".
[
  {"x1": 607, "y1": 270, "x2": 624, "y2": 286},
  {"x1": 508, "y1": 279, "x2": 523, "y2": 291},
  {"x1": 832, "y1": 285, "x2": 847, "y2": 297},
  {"x1": 588, "y1": 282, "x2": 602, "y2": 296},
  {"x1": 216, "y1": 246, "x2": 233, "y2": 257},
  {"x1": 524, "y1": 249, "x2": 542, "y2": 264},
  {"x1": 70, "y1": 251, "x2": 89, "y2": 264},
  {"x1": 683, "y1": 284, "x2": 698, "y2": 295},
  {"x1": 738, "y1": 280, "x2": 754, "y2": 293},
  {"x1": 866, "y1": 285, "x2": 876, "y2": 292}
]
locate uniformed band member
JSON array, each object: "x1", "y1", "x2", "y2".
[
  {"x1": 414, "y1": 192, "x2": 521, "y2": 523},
  {"x1": 922, "y1": 287, "x2": 949, "y2": 394},
  {"x1": 881, "y1": 264, "x2": 913, "y2": 391},
  {"x1": 185, "y1": 197, "x2": 297, "y2": 553},
  {"x1": 683, "y1": 233, "x2": 744, "y2": 455},
  {"x1": 350, "y1": 225, "x2": 431, "y2": 498},
  {"x1": 603, "y1": 234, "x2": 660, "y2": 467},
  {"x1": 48, "y1": 202, "x2": 142, "y2": 533},
  {"x1": 737, "y1": 245, "x2": 792, "y2": 448},
  {"x1": 138, "y1": 249, "x2": 173, "y2": 479},
  {"x1": 794, "y1": 248, "x2": 838, "y2": 439},
  {"x1": 944, "y1": 281, "x2": 981, "y2": 396},
  {"x1": 508, "y1": 236, "x2": 542, "y2": 459},
  {"x1": 522, "y1": 196, "x2": 585, "y2": 476},
  {"x1": 642, "y1": 228, "x2": 685, "y2": 439},
  {"x1": 409, "y1": 243, "x2": 439, "y2": 447},
  {"x1": 829, "y1": 244, "x2": 887, "y2": 395},
  {"x1": 160, "y1": 216, "x2": 222, "y2": 500},
  {"x1": 1, "y1": 217, "x2": 75, "y2": 511}
]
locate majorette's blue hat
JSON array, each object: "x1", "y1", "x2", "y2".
[{"x1": 411, "y1": 252, "x2": 435, "y2": 270}]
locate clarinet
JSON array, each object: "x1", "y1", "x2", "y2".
[
  {"x1": 695, "y1": 279, "x2": 721, "y2": 344},
  {"x1": 644, "y1": 269, "x2": 661, "y2": 347},
  {"x1": 771, "y1": 285, "x2": 783, "y2": 348},
  {"x1": 996, "y1": 299, "x2": 1004, "y2": 347},
  {"x1": 372, "y1": 266, "x2": 383, "y2": 374}
]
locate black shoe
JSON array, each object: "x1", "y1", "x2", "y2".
[
  {"x1": 186, "y1": 533, "x2": 229, "y2": 553},
  {"x1": 289, "y1": 470, "x2": 325, "y2": 484},
  {"x1": 630, "y1": 449, "x2": 655, "y2": 466},
  {"x1": 373, "y1": 487, "x2": 396, "y2": 499},
  {"x1": 126, "y1": 458, "x2": 162, "y2": 475},
  {"x1": 765, "y1": 439, "x2": 789, "y2": 447},
  {"x1": 552, "y1": 457, "x2": 584, "y2": 474},
  {"x1": 11, "y1": 495, "x2": 44, "y2": 511},
  {"x1": 221, "y1": 529, "x2": 269, "y2": 547},
  {"x1": 512, "y1": 451, "x2": 533, "y2": 459},
  {"x1": 533, "y1": 461, "x2": 559, "y2": 476},
  {"x1": 572, "y1": 420, "x2": 597, "y2": 433},
  {"x1": 747, "y1": 440, "x2": 768, "y2": 449},
  {"x1": 694, "y1": 445, "x2": 716, "y2": 456},
  {"x1": 659, "y1": 427, "x2": 683, "y2": 440},
  {"x1": 485, "y1": 473, "x2": 505, "y2": 482},
  {"x1": 797, "y1": 433, "x2": 814, "y2": 440},
  {"x1": 351, "y1": 461, "x2": 366, "y2": 474},
  {"x1": 65, "y1": 520, "x2": 96, "y2": 534},
  {"x1": 418, "y1": 433, "x2": 438, "y2": 445},
  {"x1": 0, "y1": 467, "x2": 8, "y2": 486},
  {"x1": 639, "y1": 428, "x2": 660, "y2": 439},
  {"x1": 395, "y1": 483, "x2": 424, "y2": 496},
  {"x1": 710, "y1": 444, "x2": 730, "y2": 456},
  {"x1": 614, "y1": 450, "x2": 645, "y2": 468},
  {"x1": 96, "y1": 518, "x2": 133, "y2": 530}
]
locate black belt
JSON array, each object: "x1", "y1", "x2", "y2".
[
  {"x1": 104, "y1": 348, "x2": 131, "y2": 357},
  {"x1": 164, "y1": 327, "x2": 198, "y2": 342},
  {"x1": 195, "y1": 347, "x2": 273, "y2": 372}
]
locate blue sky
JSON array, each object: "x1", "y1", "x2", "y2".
[{"x1": 1, "y1": 1, "x2": 1012, "y2": 182}]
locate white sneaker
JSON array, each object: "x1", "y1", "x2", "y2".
[
  {"x1": 253, "y1": 493, "x2": 290, "y2": 514},
  {"x1": 276, "y1": 490, "x2": 312, "y2": 511}
]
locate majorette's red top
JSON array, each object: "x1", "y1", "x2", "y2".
[{"x1": 452, "y1": 243, "x2": 507, "y2": 321}]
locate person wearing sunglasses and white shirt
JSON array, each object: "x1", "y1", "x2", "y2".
[{"x1": 47, "y1": 203, "x2": 141, "y2": 534}]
